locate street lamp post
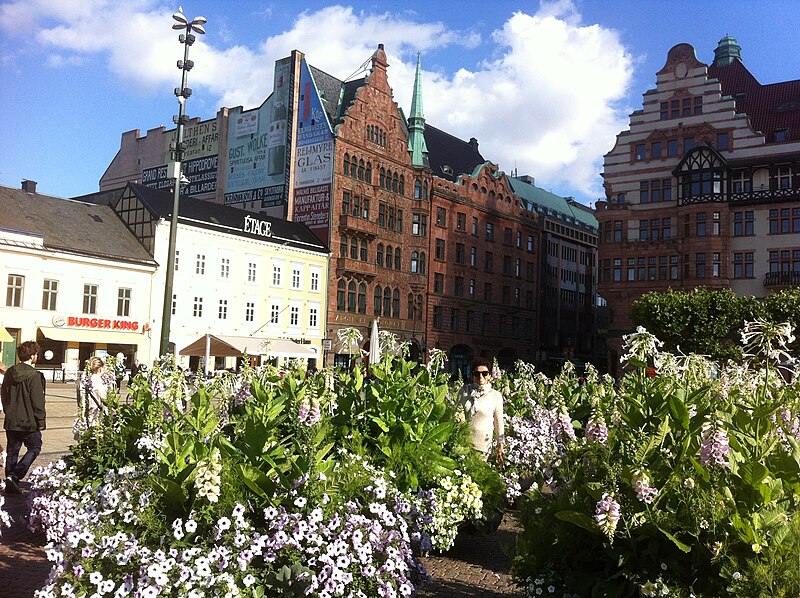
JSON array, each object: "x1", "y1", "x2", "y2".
[{"x1": 159, "y1": 8, "x2": 206, "y2": 357}]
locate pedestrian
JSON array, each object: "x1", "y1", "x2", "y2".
[
  {"x1": 457, "y1": 357, "x2": 505, "y2": 464},
  {"x1": 129, "y1": 357, "x2": 142, "y2": 381},
  {"x1": 75, "y1": 356, "x2": 112, "y2": 435},
  {"x1": 1, "y1": 341, "x2": 46, "y2": 494},
  {"x1": 113, "y1": 352, "x2": 126, "y2": 390}
]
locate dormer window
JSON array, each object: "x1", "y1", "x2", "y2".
[
  {"x1": 775, "y1": 128, "x2": 789, "y2": 142},
  {"x1": 441, "y1": 165, "x2": 453, "y2": 175}
]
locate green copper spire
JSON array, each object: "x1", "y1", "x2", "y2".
[
  {"x1": 408, "y1": 52, "x2": 429, "y2": 168},
  {"x1": 714, "y1": 35, "x2": 742, "y2": 67}
]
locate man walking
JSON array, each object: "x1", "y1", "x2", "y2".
[{"x1": 1, "y1": 341, "x2": 46, "y2": 494}]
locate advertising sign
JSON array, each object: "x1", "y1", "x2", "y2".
[
  {"x1": 141, "y1": 154, "x2": 218, "y2": 197},
  {"x1": 291, "y1": 59, "x2": 333, "y2": 245},
  {"x1": 224, "y1": 58, "x2": 292, "y2": 207},
  {"x1": 165, "y1": 118, "x2": 219, "y2": 160}
]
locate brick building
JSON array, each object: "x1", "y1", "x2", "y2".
[{"x1": 598, "y1": 36, "x2": 800, "y2": 376}]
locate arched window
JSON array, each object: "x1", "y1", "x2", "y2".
[
  {"x1": 420, "y1": 252, "x2": 426, "y2": 275},
  {"x1": 385, "y1": 245, "x2": 393, "y2": 270},
  {"x1": 360, "y1": 239, "x2": 368, "y2": 261},
  {"x1": 392, "y1": 289, "x2": 400, "y2": 318},
  {"x1": 416, "y1": 294, "x2": 423, "y2": 320},
  {"x1": 350, "y1": 237, "x2": 358, "y2": 260},
  {"x1": 358, "y1": 159, "x2": 365, "y2": 180},
  {"x1": 337, "y1": 279, "x2": 346, "y2": 311},
  {"x1": 423, "y1": 181, "x2": 428, "y2": 199},
  {"x1": 394, "y1": 248, "x2": 401, "y2": 270},
  {"x1": 392, "y1": 173, "x2": 398, "y2": 193},
  {"x1": 399, "y1": 175, "x2": 405, "y2": 196},
  {"x1": 347, "y1": 281, "x2": 356, "y2": 312},
  {"x1": 383, "y1": 287, "x2": 391, "y2": 316},
  {"x1": 374, "y1": 286, "x2": 382, "y2": 315},
  {"x1": 350, "y1": 155, "x2": 358, "y2": 178},
  {"x1": 343, "y1": 153, "x2": 350, "y2": 176},
  {"x1": 340, "y1": 234, "x2": 347, "y2": 258},
  {"x1": 365, "y1": 162, "x2": 372, "y2": 184},
  {"x1": 380, "y1": 168, "x2": 386, "y2": 189},
  {"x1": 411, "y1": 251, "x2": 419, "y2": 273},
  {"x1": 414, "y1": 179, "x2": 422, "y2": 199},
  {"x1": 357, "y1": 282, "x2": 366, "y2": 314},
  {"x1": 376, "y1": 243, "x2": 384, "y2": 266},
  {"x1": 407, "y1": 293, "x2": 414, "y2": 319}
]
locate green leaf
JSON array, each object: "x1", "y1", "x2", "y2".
[
  {"x1": 668, "y1": 392, "x2": 690, "y2": 429},
  {"x1": 554, "y1": 510, "x2": 602, "y2": 535},
  {"x1": 655, "y1": 525, "x2": 692, "y2": 553},
  {"x1": 370, "y1": 415, "x2": 389, "y2": 433}
]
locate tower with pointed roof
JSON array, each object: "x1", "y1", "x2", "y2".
[{"x1": 407, "y1": 53, "x2": 429, "y2": 169}]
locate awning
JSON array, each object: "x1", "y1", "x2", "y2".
[
  {"x1": 38, "y1": 326, "x2": 141, "y2": 345},
  {"x1": 0, "y1": 326, "x2": 13, "y2": 343},
  {"x1": 179, "y1": 334, "x2": 317, "y2": 359}
]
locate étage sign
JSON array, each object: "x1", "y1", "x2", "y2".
[{"x1": 242, "y1": 214, "x2": 273, "y2": 237}]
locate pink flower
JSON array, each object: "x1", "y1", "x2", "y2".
[
  {"x1": 700, "y1": 421, "x2": 731, "y2": 469},
  {"x1": 586, "y1": 410, "x2": 609, "y2": 446},
  {"x1": 595, "y1": 493, "x2": 621, "y2": 540}
]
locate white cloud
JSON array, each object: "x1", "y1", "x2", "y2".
[{"x1": 0, "y1": 0, "x2": 633, "y2": 201}]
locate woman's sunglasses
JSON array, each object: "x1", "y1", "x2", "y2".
[{"x1": 472, "y1": 370, "x2": 490, "y2": 377}]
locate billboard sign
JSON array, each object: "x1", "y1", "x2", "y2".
[
  {"x1": 291, "y1": 59, "x2": 333, "y2": 245},
  {"x1": 141, "y1": 154, "x2": 218, "y2": 197},
  {"x1": 165, "y1": 118, "x2": 219, "y2": 161},
  {"x1": 224, "y1": 58, "x2": 292, "y2": 207}
]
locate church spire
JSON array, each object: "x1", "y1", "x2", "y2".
[{"x1": 407, "y1": 52, "x2": 429, "y2": 169}]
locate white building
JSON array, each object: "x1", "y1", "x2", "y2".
[{"x1": 0, "y1": 181, "x2": 157, "y2": 378}]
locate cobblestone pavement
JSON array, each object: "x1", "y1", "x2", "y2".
[{"x1": 1, "y1": 383, "x2": 525, "y2": 596}]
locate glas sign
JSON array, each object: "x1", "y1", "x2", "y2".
[{"x1": 243, "y1": 215, "x2": 273, "y2": 237}]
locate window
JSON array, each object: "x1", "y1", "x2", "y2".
[
  {"x1": 292, "y1": 268, "x2": 301, "y2": 289},
  {"x1": 733, "y1": 252, "x2": 754, "y2": 278},
  {"x1": 196, "y1": 254, "x2": 205, "y2": 275},
  {"x1": 526, "y1": 262, "x2": 535, "y2": 281},
  {"x1": 377, "y1": 243, "x2": 384, "y2": 266},
  {"x1": 712, "y1": 253, "x2": 721, "y2": 277},
  {"x1": 378, "y1": 204, "x2": 386, "y2": 227},
  {"x1": 362, "y1": 198, "x2": 370, "y2": 220},
  {"x1": 773, "y1": 165, "x2": 792, "y2": 190},
  {"x1": 472, "y1": 216, "x2": 478, "y2": 236},
  {"x1": 717, "y1": 132, "x2": 729, "y2": 151},
  {"x1": 775, "y1": 128, "x2": 789, "y2": 142},
  {"x1": 457, "y1": 213, "x2": 466, "y2": 231},
  {"x1": 171, "y1": 294, "x2": 177, "y2": 316},
  {"x1": 695, "y1": 253, "x2": 706, "y2": 278},
  {"x1": 733, "y1": 211, "x2": 754, "y2": 236},
  {"x1": 696, "y1": 213, "x2": 707, "y2": 236},
  {"x1": 469, "y1": 279, "x2": 475, "y2": 299},
  {"x1": 273, "y1": 264, "x2": 282, "y2": 286},
  {"x1": 270, "y1": 304, "x2": 280, "y2": 324},
  {"x1": 42, "y1": 279, "x2": 58, "y2": 311},
  {"x1": 337, "y1": 280, "x2": 345, "y2": 311},
  {"x1": 436, "y1": 207, "x2": 446, "y2": 227},
  {"x1": 470, "y1": 246, "x2": 477, "y2": 268},
  {"x1": 503, "y1": 227, "x2": 513, "y2": 245},
  {"x1": 392, "y1": 289, "x2": 400, "y2": 318},
  {"x1": 515, "y1": 258, "x2": 521, "y2": 278},
  {"x1": 684, "y1": 137, "x2": 695, "y2": 152},
  {"x1": 348, "y1": 281, "x2": 356, "y2": 313},
  {"x1": 503, "y1": 255, "x2": 512, "y2": 275},
  {"x1": 484, "y1": 282, "x2": 492, "y2": 302},
  {"x1": 174, "y1": 250, "x2": 180, "y2": 271},
  {"x1": 434, "y1": 273, "x2": 444, "y2": 293},
  {"x1": 635, "y1": 144, "x2": 646, "y2": 160},
  {"x1": 640, "y1": 181, "x2": 649, "y2": 203},
  {"x1": 388, "y1": 207, "x2": 395, "y2": 230},
  {"x1": 455, "y1": 243, "x2": 465, "y2": 264},
  {"x1": 454, "y1": 276, "x2": 464, "y2": 297},
  {"x1": 350, "y1": 237, "x2": 358, "y2": 260},
  {"x1": 485, "y1": 251, "x2": 494, "y2": 272},
  {"x1": 712, "y1": 212, "x2": 721, "y2": 235},
  {"x1": 486, "y1": 222, "x2": 494, "y2": 241},
  {"x1": 428, "y1": 240, "x2": 442, "y2": 264},
  {"x1": 117, "y1": 287, "x2": 131, "y2": 317},
  {"x1": 220, "y1": 257, "x2": 230, "y2": 278},
  {"x1": 83, "y1": 284, "x2": 98, "y2": 314},
  {"x1": 502, "y1": 286, "x2": 510, "y2": 304},
  {"x1": 290, "y1": 306, "x2": 299, "y2": 326},
  {"x1": 432, "y1": 306, "x2": 442, "y2": 330},
  {"x1": 414, "y1": 179, "x2": 422, "y2": 199},
  {"x1": 527, "y1": 235, "x2": 534, "y2": 252},
  {"x1": 246, "y1": 301, "x2": 255, "y2": 322},
  {"x1": 394, "y1": 248, "x2": 401, "y2": 270},
  {"x1": 385, "y1": 246, "x2": 393, "y2": 270},
  {"x1": 613, "y1": 259, "x2": 622, "y2": 282},
  {"x1": 450, "y1": 308, "x2": 460, "y2": 331},
  {"x1": 360, "y1": 240, "x2": 368, "y2": 262},
  {"x1": 374, "y1": 286, "x2": 382, "y2": 315},
  {"x1": 651, "y1": 141, "x2": 662, "y2": 158},
  {"x1": 248, "y1": 261, "x2": 257, "y2": 282},
  {"x1": 412, "y1": 214, "x2": 427, "y2": 236},
  {"x1": 411, "y1": 251, "x2": 420, "y2": 273},
  {"x1": 310, "y1": 270, "x2": 320, "y2": 291},
  {"x1": 340, "y1": 234, "x2": 347, "y2": 258},
  {"x1": 667, "y1": 139, "x2": 679, "y2": 157},
  {"x1": 193, "y1": 296, "x2": 203, "y2": 318},
  {"x1": 769, "y1": 249, "x2": 800, "y2": 273},
  {"x1": 218, "y1": 299, "x2": 228, "y2": 320},
  {"x1": 358, "y1": 283, "x2": 366, "y2": 314},
  {"x1": 732, "y1": 170, "x2": 751, "y2": 193},
  {"x1": 769, "y1": 208, "x2": 800, "y2": 234},
  {"x1": 309, "y1": 306, "x2": 318, "y2": 328},
  {"x1": 466, "y1": 310, "x2": 474, "y2": 332},
  {"x1": 396, "y1": 209, "x2": 403, "y2": 233}
]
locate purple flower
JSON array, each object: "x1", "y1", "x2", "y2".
[
  {"x1": 700, "y1": 421, "x2": 731, "y2": 469},
  {"x1": 594, "y1": 493, "x2": 621, "y2": 540},
  {"x1": 586, "y1": 410, "x2": 609, "y2": 446}
]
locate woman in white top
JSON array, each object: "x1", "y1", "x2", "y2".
[
  {"x1": 77, "y1": 356, "x2": 112, "y2": 424},
  {"x1": 458, "y1": 358, "x2": 505, "y2": 462}
]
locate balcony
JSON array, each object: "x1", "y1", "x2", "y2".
[
  {"x1": 763, "y1": 271, "x2": 800, "y2": 288},
  {"x1": 336, "y1": 256, "x2": 377, "y2": 278},
  {"x1": 339, "y1": 213, "x2": 379, "y2": 237}
]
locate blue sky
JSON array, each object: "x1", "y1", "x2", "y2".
[{"x1": 1, "y1": 0, "x2": 798, "y2": 205}]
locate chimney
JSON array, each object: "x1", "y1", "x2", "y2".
[
  {"x1": 21, "y1": 179, "x2": 37, "y2": 193},
  {"x1": 517, "y1": 174, "x2": 535, "y2": 185},
  {"x1": 468, "y1": 137, "x2": 479, "y2": 151}
]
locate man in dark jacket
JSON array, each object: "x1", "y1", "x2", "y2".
[{"x1": 1, "y1": 340, "x2": 46, "y2": 494}]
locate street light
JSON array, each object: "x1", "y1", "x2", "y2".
[{"x1": 159, "y1": 8, "x2": 206, "y2": 356}]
